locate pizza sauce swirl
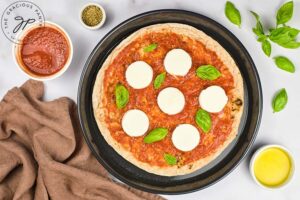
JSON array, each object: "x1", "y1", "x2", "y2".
[{"x1": 101, "y1": 32, "x2": 235, "y2": 167}]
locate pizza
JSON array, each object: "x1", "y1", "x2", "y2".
[{"x1": 92, "y1": 23, "x2": 244, "y2": 176}]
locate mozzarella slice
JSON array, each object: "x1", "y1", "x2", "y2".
[
  {"x1": 157, "y1": 87, "x2": 185, "y2": 115},
  {"x1": 172, "y1": 124, "x2": 200, "y2": 151},
  {"x1": 125, "y1": 61, "x2": 153, "y2": 89},
  {"x1": 164, "y1": 49, "x2": 192, "y2": 76},
  {"x1": 121, "y1": 109, "x2": 149, "y2": 137},
  {"x1": 199, "y1": 85, "x2": 228, "y2": 113}
]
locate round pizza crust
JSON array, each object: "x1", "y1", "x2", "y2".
[{"x1": 92, "y1": 23, "x2": 244, "y2": 176}]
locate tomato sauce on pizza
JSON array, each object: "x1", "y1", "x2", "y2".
[{"x1": 102, "y1": 32, "x2": 235, "y2": 167}]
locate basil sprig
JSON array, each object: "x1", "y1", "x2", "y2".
[
  {"x1": 115, "y1": 83, "x2": 129, "y2": 109},
  {"x1": 195, "y1": 109, "x2": 212, "y2": 133},
  {"x1": 276, "y1": 1, "x2": 293, "y2": 26},
  {"x1": 250, "y1": 1, "x2": 300, "y2": 56},
  {"x1": 153, "y1": 72, "x2": 166, "y2": 89},
  {"x1": 262, "y1": 40, "x2": 271, "y2": 57},
  {"x1": 164, "y1": 153, "x2": 177, "y2": 166},
  {"x1": 144, "y1": 43, "x2": 157, "y2": 52},
  {"x1": 144, "y1": 128, "x2": 168, "y2": 144},
  {"x1": 250, "y1": 11, "x2": 271, "y2": 57},
  {"x1": 274, "y1": 56, "x2": 295, "y2": 73},
  {"x1": 272, "y1": 88, "x2": 288, "y2": 113},
  {"x1": 250, "y1": 11, "x2": 264, "y2": 37},
  {"x1": 196, "y1": 65, "x2": 221, "y2": 81},
  {"x1": 225, "y1": 1, "x2": 241, "y2": 27}
]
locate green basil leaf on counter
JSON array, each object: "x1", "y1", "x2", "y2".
[
  {"x1": 154, "y1": 72, "x2": 166, "y2": 89},
  {"x1": 115, "y1": 83, "x2": 129, "y2": 109},
  {"x1": 279, "y1": 41, "x2": 300, "y2": 49},
  {"x1": 195, "y1": 109, "x2": 212, "y2": 133},
  {"x1": 250, "y1": 11, "x2": 264, "y2": 37},
  {"x1": 225, "y1": 1, "x2": 241, "y2": 27},
  {"x1": 269, "y1": 28, "x2": 275, "y2": 32},
  {"x1": 257, "y1": 35, "x2": 268, "y2": 42},
  {"x1": 196, "y1": 65, "x2": 221, "y2": 81},
  {"x1": 279, "y1": 40, "x2": 300, "y2": 49},
  {"x1": 144, "y1": 43, "x2": 157, "y2": 52},
  {"x1": 276, "y1": 1, "x2": 294, "y2": 26},
  {"x1": 270, "y1": 26, "x2": 299, "y2": 40},
  {"x1": 272, "y1": 88, "x2": 288, "y2": 113},
  {"x1": 269, "y1": 26, "x2": 300, "y2": 49},
  {"x1": 144, "y1": 128, "x2": 168, "y2": 144},
  {"x1": 164, "y1": 153, "x2": 177, "y2": 166},
  {"x1": 274, "y1": 56, "x2": 295, "y2": 73},
  {"x1": 262, "y1": 40, "x2": 271, "y2": 57}
]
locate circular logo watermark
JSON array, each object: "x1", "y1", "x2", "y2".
[{"x1": 1, "y1": 1, "x2": 45, "y2": 44}]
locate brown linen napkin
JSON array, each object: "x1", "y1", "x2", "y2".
[{"x1": 0, "y1": 80, "x2": 165, "y2": 200}]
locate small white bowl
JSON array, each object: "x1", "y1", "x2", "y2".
[
  {"x1": 13, "y1": 21, "x2": 73, "y2": 81},
  {"x1": 79, "y1": 3, "x2": 106, "y2": 30},
  {"x1": 249, "y1": 144, "x2": 295, "y2": 189}
]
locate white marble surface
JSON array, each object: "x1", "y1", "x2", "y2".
[{"x1": 0, "y1": 0, "x2": 299, "y2": 199}]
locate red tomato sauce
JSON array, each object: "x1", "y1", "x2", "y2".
[
  {"x1": 20, "y1": 26, "x2": 69, "y2": 76},
  {"x1": 102, "y1": 32, "x2": 235, "y2": 167}
]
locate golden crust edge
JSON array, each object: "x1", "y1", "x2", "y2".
[{"x1": 92, "y1": 23, "x2": 244, "y2": 176}]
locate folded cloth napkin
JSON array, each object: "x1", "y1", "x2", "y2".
[{"x1": 0, "y1": 80, "x2": 164, "y2": 200}]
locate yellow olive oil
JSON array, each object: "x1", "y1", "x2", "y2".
[{"x1": 254, "y1": 147, "x2": 292, "y2": 187}]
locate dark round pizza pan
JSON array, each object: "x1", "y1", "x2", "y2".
[{"x1": 78, "y1": 9, "x2": 262, "y2": 194}]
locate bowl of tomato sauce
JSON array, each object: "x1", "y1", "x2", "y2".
[{"x1": 13, "y1": 21, "x2": 73, "y2": 81}]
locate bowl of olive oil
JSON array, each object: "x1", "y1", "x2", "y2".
[{"x1": 250, "y1": 145, "x2": 294, "y2": 189}]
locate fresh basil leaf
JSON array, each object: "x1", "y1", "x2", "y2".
[
  {"x1": 269, "y1": 28, "x2": 275, "y2": 32},
  {"x1": 270, "y1": 26, "x2": 298, "y2": 40},
  {"x1": 144, "y1": 128, "x2": 168, "y2": 144},
  {"x1": 269, "y1": 26, "x2": 300, "y2": 49},
  {"x1": 154, "y1": 72, "x2": 166, "y2": 89},
  {"x1": 164, "y1": 153, "x2": 177, "y2": 166},
  {"x1": 257, "y1": 35, "x2": 268, "y2": 42},
  {"x1": 276, "y1": 1, "x2": 294, "y2": 26},
  {"x1": 272, "y1": 88, "x2": 288, "y2": 113},
  {"x1": 280, "y1": 40, "x2": 300, "y2": 49},
  {"x1": 250, "y1": 11, "x2": 264, "y2": 36},
  {"x1": 262, "y1": 40, "x2": 271, "y2": 57},
  {"x1": 225, "y1": 1, "x2": 241, "y2": 27},
  {"x1": 144, "y1": 43, "x2": 157, "y2": 52},
  {"x1": 274, "y1": 56, "x2": 295, "y2": 73},
  {"x1": 115, "y1": 83, "x2": 129, "y2": 109},
  {"x1": 195, "y1": 109, "x2": 212, "y2": 133},
  {"x1": 270, "y1": 26, "x2": 298, "y2": 42},
  {"x1": 196, "y1": 65, "x2": 221, "y2": 81}
]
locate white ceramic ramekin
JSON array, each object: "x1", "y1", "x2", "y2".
[
  {"x1": 79, "y1": 3, "x2": 106, "y2": 30},
  {"x1": 13, "y1": 21, "x2": 73, "y2": 81},
  {"x1": 249, "y1": 144, "x2": 295, "y2": 189}
]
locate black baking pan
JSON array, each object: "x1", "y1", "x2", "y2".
[{"x1": 78, "y1": 9, "x2": 262, "y2": 194}]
